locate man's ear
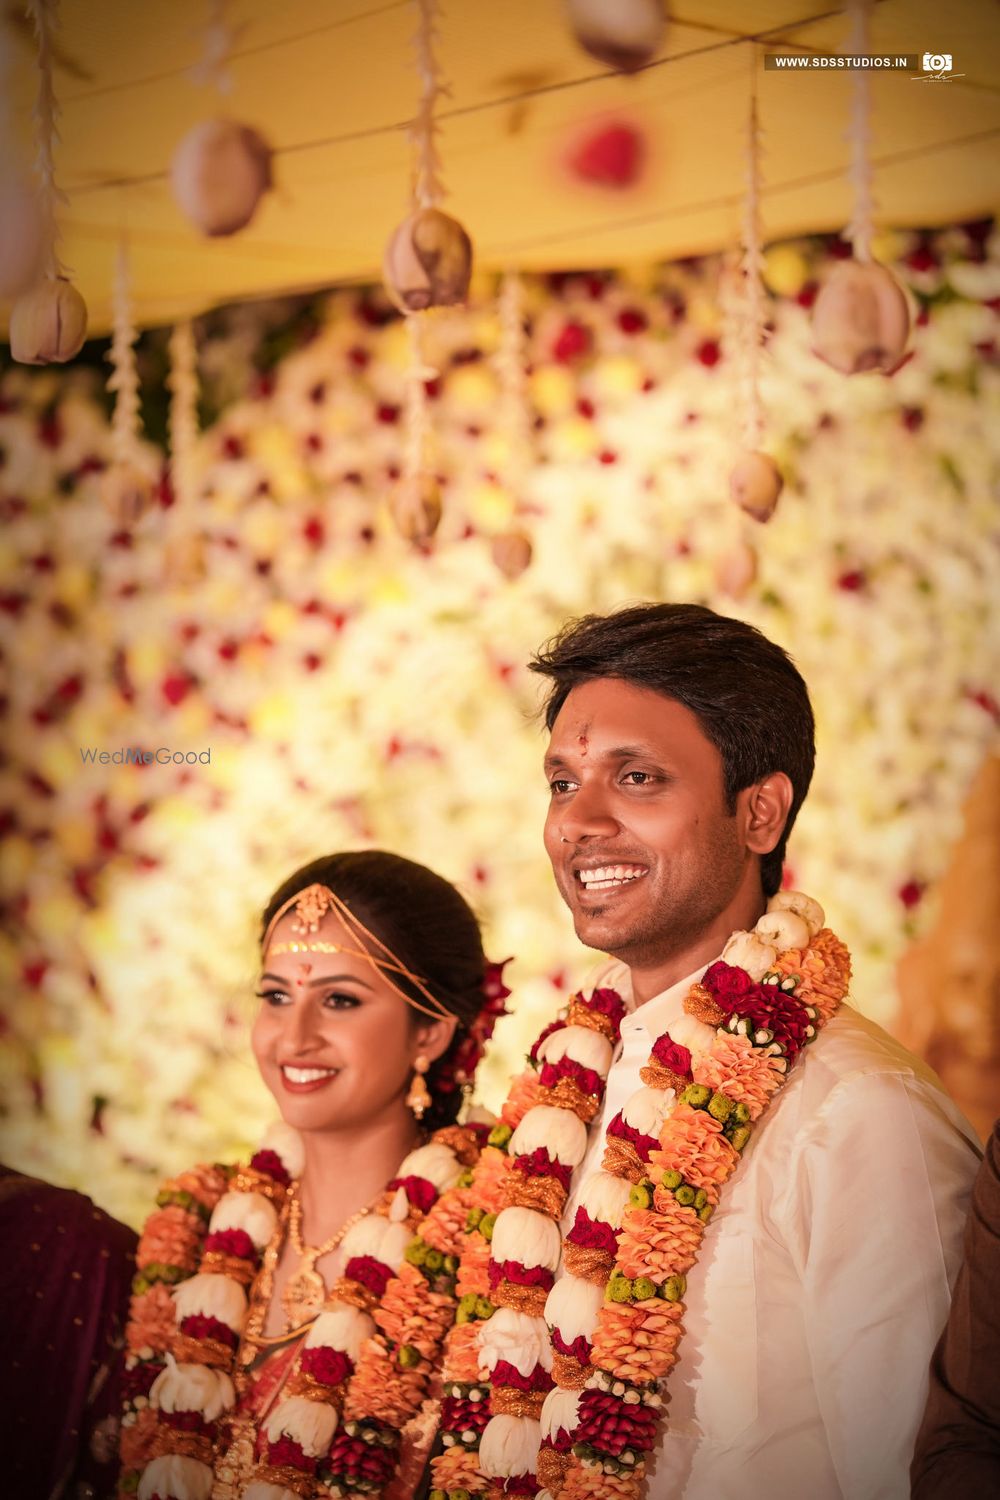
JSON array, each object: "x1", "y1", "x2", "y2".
[
  {"x1": 741, "y1": 772, "x2": 794, "y2": 857},
  {"x1": 413, "y1": 1015, "x2": 458, "y2": 1066}
]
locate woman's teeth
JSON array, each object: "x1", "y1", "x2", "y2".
[
  {"x1": 577, "y1": 865, "x2": 648, "y2": 892},
  {"x1": 281, "y1": 1065, "x2": 338, "y2": 1083}
]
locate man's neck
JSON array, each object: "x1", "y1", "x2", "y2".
[{"x1": 626, "y1": 894, "x2": 768, "y2": 1006}]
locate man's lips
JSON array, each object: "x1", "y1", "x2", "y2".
[{"x1": 570, "y1": 861, "x2": 650, "y2": 896}]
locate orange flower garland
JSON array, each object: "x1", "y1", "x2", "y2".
[{"x1": 429, "y1": 894, "x2": 851, "y2": 1500}]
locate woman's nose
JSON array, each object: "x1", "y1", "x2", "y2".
[{"x1": 284, "y1": 996, "x2": 323, "y2": 1053}]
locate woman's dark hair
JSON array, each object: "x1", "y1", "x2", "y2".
[
  {"x1": 529, "y1": 602, "x2": 815, "y2": 899},
  {"x1": 260, "y1": 850, "x2": 486, "y2": 1130}
]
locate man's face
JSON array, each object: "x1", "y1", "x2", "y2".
[{"x1": 543, "y1": 678, "x2": 749, "y2": 964}]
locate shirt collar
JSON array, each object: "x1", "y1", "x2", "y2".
[{"x1": 600, "y1": 954, "x2": 722, "y2": 1044}]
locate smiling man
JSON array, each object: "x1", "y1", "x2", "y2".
[{"x1": 525, "y1": 601, "x2": 981, "y2": 1500}]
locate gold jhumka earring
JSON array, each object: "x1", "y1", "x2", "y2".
[{"x1": 405, "y1": 1054, "x2": 431, "y2": 1120}]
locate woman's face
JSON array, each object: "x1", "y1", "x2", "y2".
[{"x1": 251, "y1": 910, "x2": 455, "y2": 1134}]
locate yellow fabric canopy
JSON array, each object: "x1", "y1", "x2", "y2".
[{"x1": 5, "y1": 0, "x2": 1000, "y2": 332}]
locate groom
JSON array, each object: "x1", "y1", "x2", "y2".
[{"x1": 529, "y1": 601, "x2": 979, "y2": 1498}]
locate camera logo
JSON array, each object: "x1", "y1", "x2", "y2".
[{"x1": 920, "y1": 52, "x2": 955, "y2": 79}]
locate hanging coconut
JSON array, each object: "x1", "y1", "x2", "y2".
[
  {"x1": 0, "y1": 173, "x2": 44, "y2": 299},
  {"x1": 383, "y1": 207, "x2": 472, "y2": 314},
  {"x1": 811, "y1": 259, "x2": 910, "y2": 375},
  {"x1": 9, "y1": 275, "x2": 87, "y2": 364},
  {"x1": 729, "y1": 450, "x2": 783, "y2": 523},
  {"x1": 714, "y1": 540, "x2": 758, "y2": 600},
  {"x1": 171, "y1": 118, "x2": 273, "y2": 237},
  {"x1": 390, "y1": 474, "x2": 442, "y2": 544},
  {"x1": 566, "y1": 0, "x2": 666, "y2": 73},
  {"x1": 491, "y1": 529, "x2": 533, "y2": 580}
]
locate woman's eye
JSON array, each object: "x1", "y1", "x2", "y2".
[
  {"x1": 255, "y1": 989, "x2": 288, "y2": 1006},
  {"x1": 323, "y1": 992, "x2": 361, "y2": 1011}
]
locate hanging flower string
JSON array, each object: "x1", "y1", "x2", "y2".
[
  {"x1": 490, "y1": 269, "x2": 534, "y2": 579},
  {"x1": 738, "y1": 57, "x2": 764, "y2": 454},
  {"x1": 167, "y1": 320, "x2": 199, "y2": 515},
  {"x1": 187, "y1": 0, "x2": 244, "y2": 93},
  {"x1": 411, "y1": 0, "x2": 449, "y2": 210},
  {"x1": 846, "y1": 0, "x2": 874, "y2": 264},
  {"x1": 108, "y1": 244, "x2": 142, "y2": 472},
  {"x1": 26, "y1": 0, "x2": 66, "y2": 280},
  {"x1": 9, "y1": 0, "x2": 87, "y2": 364},
  {"x1": 727, "y1": 46, "x2": 782, "y2": 528}
]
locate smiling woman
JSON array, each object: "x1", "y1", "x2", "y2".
[{"x1": 120, "y1": 852, "x2": 510, "y2": 1500}]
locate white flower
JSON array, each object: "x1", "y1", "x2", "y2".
[
  {"x1": 242, "y1": 1485, "x2": 300, "y2": 1500},
  {"x1": 754, "y1": 909, "x2": 810, "y2": 953},
  {"x1": 509, "y1": 1105, "x2": 588, "y2": 1166},
  {"x1": 396, "y1": 1141, "x2": 462, "y2": 1192},
  {"x1": 577, "y1": 1171, "x2": 632, "y2": 1229},
  {"x1": 138, "y1": 1455, "x2": 213, "y2": 1500},
  {"x1": 478, "y1": 1414, "x2": 542, "y2": 1478},
  {"x1": 721, "y1": 930, "x2": 777, "y2": 982},
  {"x1": 208, "y1": 1190, "x2": 277, "y2": 1249},
  {"x1": 491, "y1": 1208, "x2": 561, "y2": 1272},
  {"x1": 263, "y1": 1395, "x2": 338, "y2": 1457},
  {"x1": 544, "y1": 1275, "x2": 603, "y2": 1342},
  {"x1": 340, "y1": 1213, "x2": 411, "y2": 1272},
  {"x1": 305, "y1": 1304, "x2": 375, "y2": 1360},
  {"x1": 172, "y1": 1273, "x2": 247, "y2": 1334},
  {"x1": 767, "y1": 890, "x2": 825, "y2": 938},
  {"x1": 665, "y1": 1012, "x2": 715, "y2": 1061},
  {"x1": 149, "y1": 1354, "x2": 235, "y2": 1421},
  {"x1": 259, "y1": 1120, "x2": 304, "y2": 1178},
  {"x1": 535, "y1": 1024, "x2": 613, "y2": 1079},
  {"x1": 477, "y1": 1307, "x2": 553, "y2": 1378},
  {"x1": 620, "y1": 1085, "x2": 674, "y2": 1138},
  {"x1": 540, "y1": 1385, "x2": 583, "y2": 1443}
]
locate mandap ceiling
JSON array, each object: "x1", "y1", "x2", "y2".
[{"x1": 4, "y1": 0, "x2": 1000, "y2": 332}]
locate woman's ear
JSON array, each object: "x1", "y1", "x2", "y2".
[{"x1": 414, "y1": 1015, "x2": 458, "y2": 1066}]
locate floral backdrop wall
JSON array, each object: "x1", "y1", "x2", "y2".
[{"x1": 0, "y1": 223, "x2": 998, "y2": 1228}]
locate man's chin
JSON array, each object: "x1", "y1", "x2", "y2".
[{"x1": 571, "y1": 903, "x2": 639, "y2": 956}]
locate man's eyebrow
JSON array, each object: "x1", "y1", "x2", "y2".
[{"x1": 543, "y1": 744, "x2": 661, "y2": 771}]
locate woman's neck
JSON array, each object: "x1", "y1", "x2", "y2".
[{"x1": 296, "y1": 1108, "x2": 424, "y2": 1242}]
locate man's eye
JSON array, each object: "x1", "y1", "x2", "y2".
[
  {"x1": 623, "y1": 771, "x2": 655, "y2": 785},
  {"x1": 549, "y1": 779, "x2": 576, "y2": 794}
]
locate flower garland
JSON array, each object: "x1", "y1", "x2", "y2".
[
  {"x1": 120, "y1": 1120, "x2": 488, "y2": 1500},
  {"x1": 429, "y1": 891, "x2": 852, "y2": 1499}
]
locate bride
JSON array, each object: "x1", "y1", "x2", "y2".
[{"x1": 119, "y1": 851, "x2": 510, "y2": 1500}]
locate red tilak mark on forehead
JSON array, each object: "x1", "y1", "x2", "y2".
[
  {"x1": 578, "y1": 734, "x2": 589, "y2": 754},
  {"x1": 296, "y1": 961, "x2": 313, "y2": 978}
]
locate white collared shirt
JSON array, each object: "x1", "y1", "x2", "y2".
[{"x1": 558, "y1": 958, "x2": 981, "y2": 1499}]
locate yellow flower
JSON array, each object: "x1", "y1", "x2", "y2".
[
  {"x1": 530, "y1": 365, "x2": 574, "y2": 417},
  {"x1": 762, "y1": 244, "x2": 809, "y2": 297}
]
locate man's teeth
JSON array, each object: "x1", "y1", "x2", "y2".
[
  {"x1": 578, "y1": 865, "x2": 648, "y2": 891},
  {"x1": 282, "y1": 1065, "x2": 337, "y2": 1083}
]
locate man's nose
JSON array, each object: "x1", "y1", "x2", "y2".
[{"x1": 558, "y1": 783, "x2": 620, "y2": 843}]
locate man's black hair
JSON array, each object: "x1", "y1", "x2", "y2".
[{"x1": 529, "y1": 602, "x2": 815, "y2": 898}]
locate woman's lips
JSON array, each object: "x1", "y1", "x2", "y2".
[{"x1": 279, "y1": 1064, "x2": 339, "y2": 1093}]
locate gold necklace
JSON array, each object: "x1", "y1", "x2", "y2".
[{"x1": 280, "y1": 1182, "x2": 382, "y2": 1328}]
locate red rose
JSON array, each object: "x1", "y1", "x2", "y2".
[
  {"x1": 203, "y1": 1227, "x2": 256, "y2": 1261},
  {"x1": 345, "y1": 1254, "x2": 392, "y2": 1297},
  {"x1": 490, "y1": 1358, "x2": 554, "y2": 1393},
  {"x1": 268, "y1": 1434, "x2": 315, "y2": 1472},
  {"x1": 552, "y1": 321, "x2": 592, "y2": 363},
  {"x1": 551, "y1": 1328, "x2": 591, "y2": 1363},
  {"x1": 512, "y1": 1147, "x2": 573, "y2": 1190},
  {"x1": 651, "y1": 1033, "x2": 692, "y2": 1078},
  {"x1": 179, "y1": 1314, "x2": 237, "y2": 1348},
  {"x1": 300, "y1": 1345, "x2": 354, "y2": 1387},
  {"x1": 388, "y1": 1174, "x2": 437, "y2": 1214},
  {"x1": 702, "y1": 960, "x2": 756, "y2": 999},
  {"x1": 488, "y1": 1259, "x2": 555, "y2": 1292},
  {"x1": 606, "y1": 1110, "x2": 659, "y2": 1161},
  {"x1": 566, "y1": 1207, "x2": 618, "y2": 1256},
  {"x1": 249, "y1": 1147, "x2": 291, "y2": 1186},
  {"x1": 539, "y1": 1055, "x2": 604, "y2": 1099}
]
